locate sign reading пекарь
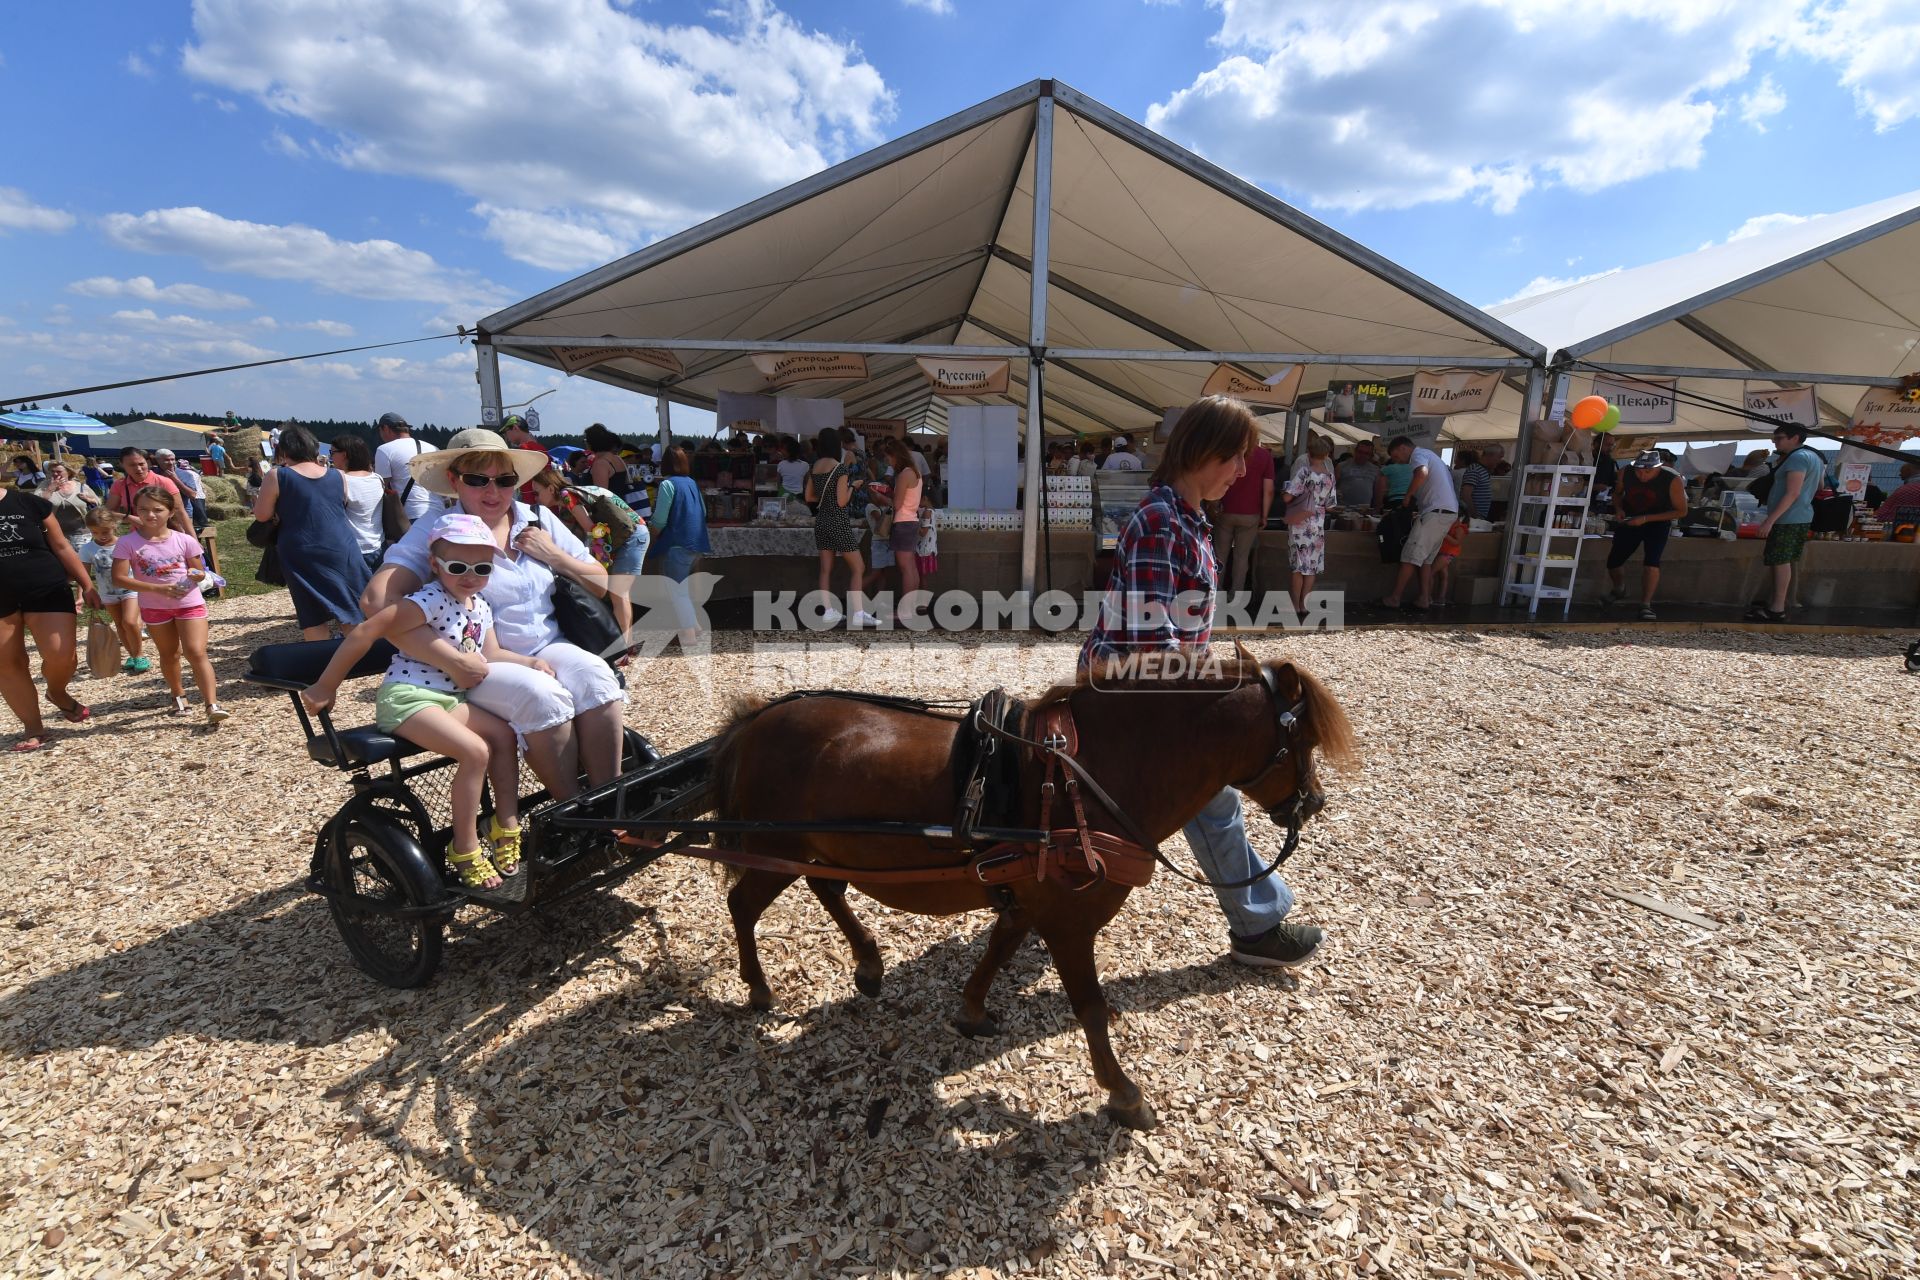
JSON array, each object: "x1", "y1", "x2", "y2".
[{"x1": 1591, "y1": 374, "x2": 1677, "y2": 425}]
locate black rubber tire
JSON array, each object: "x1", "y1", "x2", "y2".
[
  {"x1": 1905, "y1": 640, "x2": 1920, "y2": 674},
  {"x1": 324, "y1": 820, "x2": 446, "y2": 988}
]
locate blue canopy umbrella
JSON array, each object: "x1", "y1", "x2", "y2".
[
  {"x1": 545, "y1": 445, "x2": 584, "y2": 464},
  {"x1": 1, "y1": 408, "x2": 114, "y2": 472}
]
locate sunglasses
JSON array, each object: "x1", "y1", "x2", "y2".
[
  {"x1": 432, "y1": 556, "x2": 494, "y2": 577},
  {"x1": 452, "y1": 471, "x2": 520, "y2": 490}
]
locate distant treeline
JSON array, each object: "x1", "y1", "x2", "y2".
[{"x1": 17, "y1": 403, "x2": 681, "y2": 455}]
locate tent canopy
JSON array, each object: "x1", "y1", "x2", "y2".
[
  {"x1": 479, "y1": 80, "x2": 1542, "y2": 440},
  {"x1": 1484, "y1": 189, "x2": 1920, "y2": 442}
]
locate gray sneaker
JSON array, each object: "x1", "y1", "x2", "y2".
[{"x1": 1229, "y1": 922, "x2": 1325, "y2": 969}]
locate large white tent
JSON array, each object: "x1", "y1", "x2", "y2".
[
  {"x1": 1482, "y1": 189, "x2": 1920, "y2": 443},
  {"x1": 475, "y1": 79, "x2": 1545, "y2": 587}
]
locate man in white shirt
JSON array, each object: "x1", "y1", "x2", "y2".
[
  {"x1": 1381, "y1": 435, "x2": 1460, "y2": 611},
  {"x1": 1102, "y1": 435, "x2": 1144, "y2": 471},
  {"x1": 372, "y1": 411, "x2": 439, "y2": 523}
]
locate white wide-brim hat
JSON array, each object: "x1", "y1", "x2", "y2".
[{"x1": 409, "y1": 428, "x2": 551, "y2": 496}]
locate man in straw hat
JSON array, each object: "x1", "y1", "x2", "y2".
[{"x1": 362, "y1": 428, "x2": 626, "y2": 800}]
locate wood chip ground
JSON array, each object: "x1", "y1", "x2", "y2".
[{"x1": 3, "y1": 595, "x2": 1916, "y2": 1277}]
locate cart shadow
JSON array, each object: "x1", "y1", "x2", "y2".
[{"x1": 0, "y1": 881, "x2": 1268, "y2": 1275}]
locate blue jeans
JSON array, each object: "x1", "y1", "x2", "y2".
[
  {"x1": 609, "y1": 525, "x2": 650, "y2": 577},
  {"x1": 1181, "y1": 786, "x2": 1294, "y2": 939}
]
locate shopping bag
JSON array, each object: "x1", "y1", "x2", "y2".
[{"x1": 87, "y1": 613, "x2": 121, "y2": 679}]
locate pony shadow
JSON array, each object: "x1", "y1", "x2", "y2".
[{"x1": 0, "y1": 882, "x2": 1266, "y2": 1275}]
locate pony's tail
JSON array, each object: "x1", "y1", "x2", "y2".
[{"x1": 1296, "y1": 666, "x2": 1359, "y2": 772}]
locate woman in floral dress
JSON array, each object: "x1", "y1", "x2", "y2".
[{"x1": 1284, "y1": 435, "x2": 1338, "y2": 611}]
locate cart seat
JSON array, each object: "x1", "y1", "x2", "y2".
[
  {"x1": 247, "y1": 638, "x2": 398, "y2": 690},
  {"x1": 310, "y1": 726, "x2": 422, "y2": 768}
]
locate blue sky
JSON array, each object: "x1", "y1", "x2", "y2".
[{"x1": 2, "y1": 0, "x2": 1915, "y2": 435}]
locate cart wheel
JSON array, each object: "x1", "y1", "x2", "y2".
[
  {"x1": 324, "y1": 819, "x2": 446, "y2": 988},
  {"x1": 1906, "y1": 640, "x2": 1920, "y2": 674}
]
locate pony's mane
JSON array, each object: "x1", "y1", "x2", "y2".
[{"x1": 1030, "y1": 656, "x2": 1273, "y2": 708}]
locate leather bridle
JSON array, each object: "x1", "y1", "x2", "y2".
[
  {"x1": 1237, "y1": 663, "x2": 1328, "y2": 833},
  {"x1": 982, "y1": 662, "x2": 1327, "y2": 890}
]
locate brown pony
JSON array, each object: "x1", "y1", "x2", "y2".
[{"x1": 705, "y1": 655, "x2": 1356, "y2": 1129}]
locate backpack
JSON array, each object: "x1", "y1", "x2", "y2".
[{"x1": 574, "y1": 484, "x2": 639, "y2": 550}]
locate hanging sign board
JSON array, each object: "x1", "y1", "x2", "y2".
[
  {"x1": 550, "y1": 344, "x2": 685, "y2": 377},
  {"x1": 1201, "y1": 363, "x2": 1302, "y2": 407},
  {"x1": 1744, "y1": 383, "x2": 1819, "y2": 432},
  {"x1": 1323, "y1": 379, "x2": 1402, "y2": 426},
  {"x1": 1410, "y1": 368, "x2": 1502, "y2": 417},
  {"x1": 915, "y1": 357, "x2": 1009, "y2": 397},
  {"x1": 1590, "y1": 374, "x2": 1676, "y2": 425},
  {"x1": 751, "y1": 351, "x2": 869, "y2": 388},
  {"x1": 716, "y1": 390, "x2": 776, "y2": 435},
  {"x1": 1844, "y1": 384, "x2": 1920, "y2": 446},
  {"x1": 1838, "y1": 462, "x2": 1873, "y2": 501}
]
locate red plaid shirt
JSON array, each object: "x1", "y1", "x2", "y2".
[{"x1": 1080, "y1": 483, "x2": 1217, "y2": 671}]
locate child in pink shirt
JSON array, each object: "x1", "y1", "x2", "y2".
[{"x1": 112, "y1": 485, "x2": 228, "y2": 723}]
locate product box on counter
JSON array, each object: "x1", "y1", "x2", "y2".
[{"x1": 1045, "y1": 474, "x2": 1092, "y2": 492}]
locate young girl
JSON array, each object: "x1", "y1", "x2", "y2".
[
  {"x1": 112, "y1": 486, "x2": 227, "y2": 722},
  {"x1": 302, "y1": 513, "x2": 546, "y2": 890},
  {"x1": 1432, "y1": 516, "x2": 1470, "y2": 607},
  {"x1": 81, "y1": 506, "x2": 147, "y2": 673}
]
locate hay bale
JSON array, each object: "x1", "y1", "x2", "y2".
[
  {"x1": 206, "y1": 502, "x2": 247, "y2": 522},
  {"x1": 218, "y1": 427, "x2": 261, "y2": 473},
  {"x1": 201, "y1": 474, "x2": 244, "y2": 506}
]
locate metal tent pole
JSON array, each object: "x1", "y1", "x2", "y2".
[
  {"x1": 1495, "y1": 366, "x2": 1547, "y2": 603},
  {"x1": 476, "y1": 344, "x2": 503, "y2": 428},
  {"x1": 656, "y1": 389, "x2": 672, "y2": 459},
  {"x1": 1019, "y1": 91, "x2": 1054, "y2": 597}
]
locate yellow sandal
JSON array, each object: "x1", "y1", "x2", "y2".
[
  {"x1": 487, "y1": 817, "x2": 523, "y2": 878},
  {"x1": 448, "y1": 847, "x2": 501, "y2": 890}
]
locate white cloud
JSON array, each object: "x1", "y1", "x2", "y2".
[
  {"x1": 1794, "y1": 0, "x2": 1920, "y2": 131},
  {"x1": 1493, "y1": 267, "x2": 1621, "y2": 307},
  {"x1": 472, "y1": 204, "x2": 631, "y2": 272},
  {"x1": 68, "y1": 275, "x2": 253, "y2": 310},
  {"x1": 1726, "y1": 211, "x2": 1818, "y2": 242},
  {"x1": 125, "y1": 52, "x2": 155, "y2": 78},
  {"x1": 1146, "y1": 0, "x2": 1905, "y2": 214},
  {"x1": 0, "y1": 187, "x2": 76, "y2": 234},
  {"x1": 901, "y1": 0, "x2": 953, "y2": 11},
  {"x1": 267, "y1": 129, "x2": 307, "y2": 159},
  {"x1": 1738, "y1": 74, "x2": 1788, "y2": 130},
  {"x1": 99, "y1": 206, "x2": 511, "y2": 313},
  {"x1": 182, "y1": 0, "x2": 895, "y2": 266}
]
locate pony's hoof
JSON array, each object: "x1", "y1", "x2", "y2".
[
  {"x1": 1103, "y1": 1098, "x2": 1158, "y2": 1131},
  {"x1": 854, "y1": 967, "x2": 884, "y2": 999},
  {"x1": 746, "y1": 986, "x2": 773, "y2": 1012},
  {"x1": 951, "y1": 1013, "x2": 1000, "y2": 1039}
]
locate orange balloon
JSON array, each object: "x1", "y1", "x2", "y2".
[{"x1": 1570, "y1": 395, "x2": 1608, "y2": 430}]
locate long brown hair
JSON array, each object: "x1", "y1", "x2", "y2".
[{"x1": 1151, "y1": 397, "x2": 1258, "y2": 487}]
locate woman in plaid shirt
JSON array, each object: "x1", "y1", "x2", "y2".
[{"x1": 1080, "y1": 397, "x2": 1325, "y2": 969}]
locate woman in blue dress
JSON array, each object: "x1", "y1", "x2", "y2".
[{"x1": 253, "y1": 424, "x2": 371, "y2": 639}]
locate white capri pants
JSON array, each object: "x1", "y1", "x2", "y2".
[{"x1": 464, "y1": 641, "x2": 625, "y2": 737}]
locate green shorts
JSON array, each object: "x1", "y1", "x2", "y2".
[
  {"x1": 1763, "y1": 522, "x2": 1810, "y2": 567},
  {"x1": 375, "y1": 682, "x2": 465, "y2": 731}
]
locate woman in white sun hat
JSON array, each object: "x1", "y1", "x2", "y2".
[{"x1": 362, "y1": 428, "x2": 624, "y2": 800}]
